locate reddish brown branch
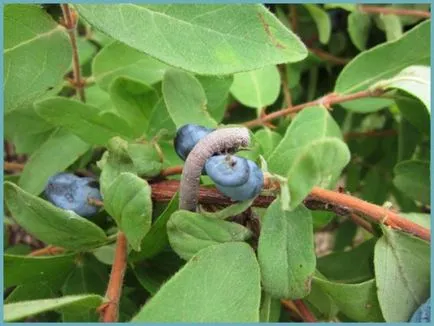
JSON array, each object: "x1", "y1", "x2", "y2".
[
  {"x1": 149, "y1": 179, "x2": 430, "y2": 242},
  {"x1": 310, "y1": 187, "x2": 430, "y2": 242},
  {"x1": 244, "y1": 89, "x2": 385, "y2": 128},
  {"x1": 61, "y1": 4, "x2": 85, "y2": 102},
  {"x1": 160, "y1": 165, "x2": 184, "y2": 177},
  {"x1": 289, "y1": 5, "x2": 298, "y2": 33},
  {"x1": 100, "y1": 232, "x2": 127, "y2": 322},
  {"x1": 29, "y1": 245, "x2": 65, "y2": 256},
  {"x1": 358, "y1": 5, "x2": 431, "y2": 18},
  {"x1": 292, "y1": 299, "x2": 317, "y2": 322},
  {"x1": 308, "y1": 47, "x2": 351, "y2": 65}
]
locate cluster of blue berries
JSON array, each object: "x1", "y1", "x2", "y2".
[
  {"x1": 44, "y1": 173, "x2": 102, "y2": 217},
  {"x1": 174, "y1": 124, "x2": 264, "y2": 201}
]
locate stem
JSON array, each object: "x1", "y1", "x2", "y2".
[
  {"x1": 278, "y1": 64, "x2": 293, "y2": 108},
  {"x1": 358, "y1": 5, "x2": 431, "y2": 18},
  {"x1": 29, "y1": 245, "x2": 65, "y2": 256},
  {"x1": 160, "y1": 165, "x2": 183, "y2": 177},
  {"x1": 349, "y1": 213, "x2": 374, "y2": 234},
  {"x1": 292, "y1": 299, "x2": 317, "y2": 322},
  {"x1": 244, "y1": 89, "x2": 385, "y2": 128},
  {"x1": 308, "y1": 47, "x2": 351, "y2": 65},
  {"x1": 100, "y1": 232, "x2": 127, "y2": 322},
  {"x1": 179, "y1": 127, "x2": 250, "y2": 211},
  {"x1": 310, "y1": 187, "x2": 430, "y2": 242},
  {"x1": 4, "y1": 161, "x2": 25, "y2": 172},
  {"x1": 61, "y1": 4, "x2": 85, "y2": 102},
  {"x1": 149, "y1": 179, "x2": 430, "y2": 242},
  {"x1": 289, "y1": 5, "x2": 297, "y2": 32}
]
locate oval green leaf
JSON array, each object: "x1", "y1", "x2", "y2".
[
  {"x1": 258, "y1": 199, "x2": 316, "y2": 299},
  {"x1": 132, "y1": 242, "x2": 261, "y2": 322},
  {"x1": 76, "y1": 4, "x2": 307, "y2": 75},
  {"x1": 393, "y1": 160, "x2": 430, "y2": 205},
  {"x1": 4, "y1": 182, "x2": 108, "y2": 250}
]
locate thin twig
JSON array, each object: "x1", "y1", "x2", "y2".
[
  {"x1": 100, "y1": 232, "x2": 127, "y2": 322},
  {"x1": 278, "y1": 64, "x2": 293, "y2": 108},
  {"x1": 61, "y1": 4, "x2": 85, "y2": 102},
  {"x1": 29, "y1": 245, "x2": 65, "y2": 256},
  {"x1": 308, "y1": 47, "x2": 352, "y2": 65},
  {"x1": 289, "y1": 5, "x2": 298, "y2": 32},
  {"x1": 244, "y1": 89, "x2": 385, "y2": 128},
  {"x1": 358, "y1": 5, "x2": 431, "y2": 18},
  {"x1": 4, "y1": 161, "x2": 25, "y2": 172},
  {"x1": 292, "y1": 299, "x2": 317, "y2": 322},
  {"x1": 349, "y1": 213, "x2": 375, "y2": 234}
]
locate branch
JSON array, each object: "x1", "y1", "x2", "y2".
[
  {"x1": 4, "y1": 161, "x2": 25, "y2": 172},
  {"x1": 292, "y1": 299, "x2": 317, "y2": 322},
  {"x1": 100, "y1": 232, "x2": 127, "y2": 322},
  {"x1": 358, "y1": 5, "x2": 431, "y2": 18},
  {"x1": 148, "y1": 179, "x2": 430, "y2": 242},
  {"x1": 308, "y1": 47, "x2": 351, "y2": 65},
  {"x1": 243, "y1": 89, "x2": 385, "y2": 128},
  {"x1": 61, "y1": 4, "x2": 85, "y2": 102},
  {"x1": 29, "y1": 245, "x2": 65, "y2": 256}
]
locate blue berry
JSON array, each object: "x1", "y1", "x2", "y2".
[
  {"x1": 205, "y1": 155, "x2": 264, "y2": 201},
  {"x1": 410, "y1": 298, "x2": 431, "y2": 323},
  {"x1": 174, "y1": 124, "x2": 214, "y2": 161},
  {"x1": 44, "y1": 173, "x2": 102, "y2": 217}
]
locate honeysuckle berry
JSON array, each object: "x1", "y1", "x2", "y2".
[
  {"x1": 174, "y1": 124, "x2": 214, "y2": 161},
  {"x1": 205, "y1": 154, "x2": 264, "y2": 201},
  {"x1": 44, "y1": 172, "x2": 102, "y2": 217}
]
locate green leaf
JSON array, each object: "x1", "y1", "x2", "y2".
[
  {"x1": 92, "y1": 41, "x2": 168, "y2": 91},
  {"x1": 268, "y1": 107, "x2": 350, "y2": 209},
  {"x1": 393, "y1": 160, "x2": 430, "y2": 205},
  {"x1": 257, "y1": 199, "x2": 316, "y2": 299},
  {"x1": 259, "y1": 292, "x2": 281, "y2": 322},
  {"x1": 4, "y1": 4, "x2": 72, "y2": 112},
  {"x1": 162, "y1": 69, "x2": 217, "y2": 128},
  {"x1": 132, "y1": 242, "x2": 261, "y2": 322},
  {"x1": 4, "y1": 182, "x2": 108, "y2": 250},
  {"x1": 18, "y1": 128, "x2": 90, "y2": 195},
  {"x1": 324, "y1": 4, "x2": 356, "y2": 11},
  {"x1": 97, "y1": 138, "x2": 162, "y2": 196},
  {"x1": 35, "y1": 97, "x2": 134, "y2": 145},
  {"x1": 347, "y1": 11, "x2": 371, "y2": 51},
  {"x1": 395, "y1": 95, "x2": 430, "y2": 134},
  {"x1": 4, "y1": 294, "x2": 103, "y2": 322},
  {"x1": 146, "y1": 98, "x2": 177, "y2": 138},
  {"x1": 303, "y1": 4, "x2": 331, "y2": 44},
  {"x1": 197, "y1": 75, "x2": 233, "y2": 122},
  {"x1": 76, "y1": 4, "x2": 307, "y2": 75},
  {"x1": 109, "y1": 77, "x2": 159, "y2": 137},
  {"x1": 254, "y1": 128, "x2": 283, "y2": 159},
  {"x1": 313, "y1": 276, "x2": 384, "y2": 322},
  {"x1": 305, "y1": 280, "x2": 339, "y2": 320},
  {"x1": 130, "y1": 193, "x2": 179, "y2": 261},
  {"x1": 131, "y1": 250, "x2": 184, "y2": 295},
  {"x1": 317, "y1": 238, "x2": 376, "y2": 283},
  {"x1": 398, "y1": 118, "x2": 421, "y2": 162},
  {"x1": 335, "y1": 20, "x2": 430, "y2": 112},
  {"x1": 230, "y1": 65, "x2": 281, "y2": 112},
  {"x1": 378, "y1": 65, "x2": 430, "y2": 112},
  {"x1": 376, "y1": 14, "x2": 403, "y2": 42},
  {"x1": 4, "y1": 254, "x2": 76, "y2": 289},
  {"x1": 199, "y1": 199, "x2": 254, "y2": 220},
  {"x1": 374, "y1": 227, "x2": 430, "y2": 322},
  {"x1": 104, "y1": 173, "x2": 153, "y2": 251},
  {"x1": 167, "y1": 210, "x2": 252, "y2": 260},
  {"x1": 5, "y1": 283, "x2": 57, "y2": 304}
]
